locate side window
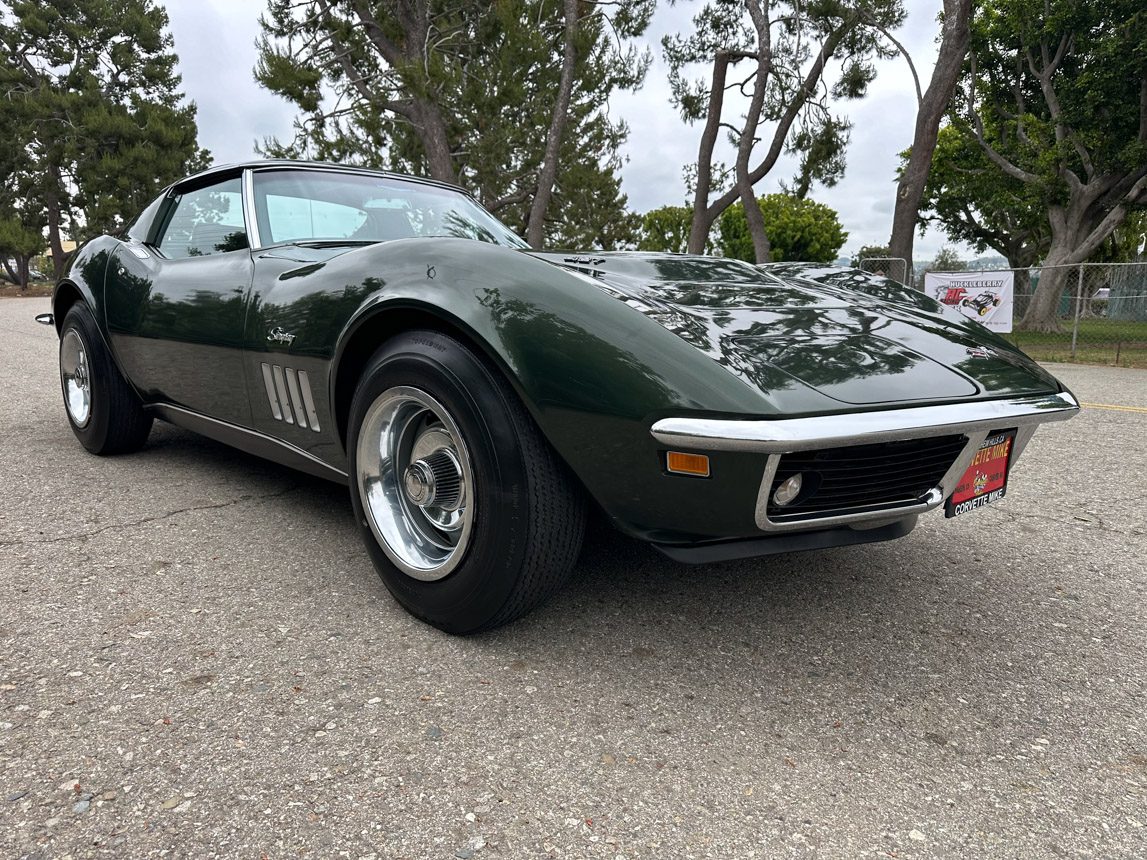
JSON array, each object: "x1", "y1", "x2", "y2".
[
  {"x1": 157, "y1": 177, "x2": 248, "y2": 259},
  {"x1": 264, "y1": 194, "x2": 368, "y2": 243}
]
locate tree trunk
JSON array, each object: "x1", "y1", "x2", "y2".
[
  {"x1": 1019, "y1": 246, "x2": 1075, "y2": 332},
  {"x1": 742, "y1": 187, "x2": 771, "y2": 262},
  {"x1": 44, "y1": 180, "x2": 67, "y2": 281},
  {"x1": 888, "y1": 0, "x2": 971, "y2": 284},
  {"x1": 737, "y1": 0, "x2": 772, "y2": 263},
  {"x1": 1009, "y1": 262, "x2": 1034, "y2": 320},
  {"x1": 1019, "y1": 180, "x2": 1143, "y2": 330},
  {"x1": 1, "y1": 258, "x2": 18, "y2": 286},
  {"x1": 687, "y1": 54, "x2": 730, "y2": 254},
  {"x1": 1020, "y1": 265, "x2": 1073, "y2": 332},
  {"x1": 692, "y1": 24, "x2": 851, "y2": 251},
  {"x1": 526, "y1": 0, "x2": 579, "y2": 249},
  {"x1": 411, "y1": 100, "x2": 458, "y2": 185}
]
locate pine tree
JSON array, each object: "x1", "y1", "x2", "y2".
[
  {"x1": 0, "y1": 0, "x2": 207, "y2": 278},
  {"x1": 255, "y1": 0, "x2": 652, "y2": 248}
]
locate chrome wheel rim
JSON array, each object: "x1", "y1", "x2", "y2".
[
  {"x1": 60, "y1": 329, "x2": 92, "y2": 428},
  {"x1": 356, "y1": 386, "x2": 475, "y2": 581}
]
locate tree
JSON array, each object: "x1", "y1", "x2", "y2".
[
  {"x1": 663, "y1": 0, "x2": 905, "y2": 260},
  {"x1": 923, "y1": 246, "x2": 966, "y2": 273},
  {"x1": 851, "y1": 244, "x2": 890, "y2": 266},
  {"x1": 0, "y1": 0, "x2": 206, "y2": 279},
  {"x1": 0, "y1": 131, "x2": 44, "y2": 289},
  {"x1": 637, "y1": 205, "x2": 693, "y2": 254},
  {"x1": 886, "y1": 0, "x2": 973, "y2": 275},
  {"x1": 916, "y1": 125, "x2": 1048, "y2": 302},
  {"x1": 956, "y1": 0, "x2": 1147, "y2": 331},
  {"x1": 719, "y1": 194, "x2": 847, "y2": 263},
  {"x1": 0, "y1": 217, "x2": 44, "y2": 288},
  {"x1": 256, "y1": 0, "x2": 652, "y2": 249}
]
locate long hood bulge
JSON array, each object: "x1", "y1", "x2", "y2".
[{"x1": 533, "y1": 252, "x2": 1059, "y2": 407}]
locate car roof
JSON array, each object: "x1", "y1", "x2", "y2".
[{"x1": 171, "y1": 159, "x2": 470, "y2": 197}]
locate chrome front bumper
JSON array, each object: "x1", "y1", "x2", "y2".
[{"x1": 650, "y1": 391, "x2": 1080, "y2": 533}]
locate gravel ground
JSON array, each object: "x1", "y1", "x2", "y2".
[{"x1": 1, "y1": 296, "x2": 1145, "y2": 859}]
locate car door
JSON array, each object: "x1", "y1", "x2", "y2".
[
  {"x1": 240, "y1": 168, "x2": 396, "y2": 464},
  {"x1": 105, "y1": 173, "x2": 255, "y2": 426}
]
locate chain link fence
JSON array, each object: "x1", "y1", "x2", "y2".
[
  {"x1": 857, "y1": 256, "x2": 910, "y2": 287},
  {"x1": 928, "y1": 262, "x2": 1147, "y2": 367}
]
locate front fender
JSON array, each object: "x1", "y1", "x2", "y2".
[
  {"x1": 51, "y1": 236, "x2": 118, "y2": 336},
  {"x1": 315, "y1": 240, "x2": 771, "y2": 542}
]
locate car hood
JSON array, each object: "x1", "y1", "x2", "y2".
[{"x1": 530, "y1": 251, "x2": 1060, "y2": 407}]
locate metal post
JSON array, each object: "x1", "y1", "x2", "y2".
[{"x1": 1070, "y1": 265, "x2": 1084, "y2": 360}]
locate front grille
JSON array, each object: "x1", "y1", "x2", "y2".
[{"x1": 766, "y1": 434, "x2": 967, "y2": 521}]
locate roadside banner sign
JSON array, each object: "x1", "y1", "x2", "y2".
[{"x1": 924, "y1": 270, "x2": 1014, "y2": 332}]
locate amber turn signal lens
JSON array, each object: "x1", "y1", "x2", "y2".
[{"x1": 666, "y1": 451, "x2": 710, "y2": 477}]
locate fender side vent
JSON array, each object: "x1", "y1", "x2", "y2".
[{"x1": 260, "y1": 363, "x2": 320, "y2": 432}]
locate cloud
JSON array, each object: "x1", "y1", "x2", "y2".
[{"x1": 163, "y1": 0, "x2": 295, "y2": 165}]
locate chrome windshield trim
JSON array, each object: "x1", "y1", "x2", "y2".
[
  {"x1": 242, "y1": 168, "x2": 262, "y2": 249},
  {"x1": 651, "y1": 391, "x2": 1079, "y2": 453}
]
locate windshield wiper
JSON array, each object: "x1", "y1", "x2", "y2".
[{"x1": 291, "y1": 239, "x2": 380, "y2": 248}]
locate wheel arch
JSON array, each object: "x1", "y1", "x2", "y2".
[
  {"x1": 51, "y1": 236, "x2": 119, "y2": 336},
  {"x1": 330, "y1": 301, "x2": 521, "y2": 456},
  {"x1": 51, "y1": 280, "x2": 89, "y2": 335}
]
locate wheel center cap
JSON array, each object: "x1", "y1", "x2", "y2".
[{"x1": 403, "y1": 461, "x2": 435, "y2": 506}]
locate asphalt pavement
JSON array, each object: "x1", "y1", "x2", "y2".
[{"x1": 1, "y1": 296, "x2": 1145, "y2": 859}]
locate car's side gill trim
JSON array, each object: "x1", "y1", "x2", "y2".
[
  {"x1": 261, "y1": 362, "x2": 321, "y2": 432},
  {"x1": 649, "y1": 391, "x2": 1079, "y2": 453},
  {"x1": 147, "y1": 403, "x2": 347, "y2": 485}
]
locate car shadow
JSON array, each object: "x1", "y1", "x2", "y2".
[{"x1": 136, "y1": 420, "x2": 1047, "y2": 713}]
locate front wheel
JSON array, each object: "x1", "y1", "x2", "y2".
[
  {"x1": 347, "y1": 331, "x2": 585, "y2": 634},
  {"x1": 58, "y1": 303, "x2": 152, "y2": 454}
]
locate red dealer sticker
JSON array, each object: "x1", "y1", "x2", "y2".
[{"x1": 945, "y1": 430, "x2": 1016, "y2": 518}]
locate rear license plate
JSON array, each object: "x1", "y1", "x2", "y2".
[{"x1": 945, "y1": 430, "x2": 1017, "y2": 518}]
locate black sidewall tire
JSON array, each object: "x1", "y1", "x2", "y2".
[
  {"x1": 347, "y1": 332, "x2": 545, "y2": 634},
  {"x1": 59, "y1": 304, "x2": 152, "y2": 455}
]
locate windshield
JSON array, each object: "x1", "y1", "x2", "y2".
[{"x1": 252, "y1": 170, "x2": 527, "y2": 249}]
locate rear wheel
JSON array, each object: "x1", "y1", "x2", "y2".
[
  {"x1": 58, "y1": 303, "x2": 152, "y2": 454},
  {"x1": 347, "y1": 331, "x2": 585, "y2": 634}
]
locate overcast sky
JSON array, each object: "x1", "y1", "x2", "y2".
[{"x1": 162, "y1": 0, "x2": 968, "y2": 261}]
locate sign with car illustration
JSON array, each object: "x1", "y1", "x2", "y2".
[{"x1": 924, "y1": 270, "x2": 1014, "y2": 332}]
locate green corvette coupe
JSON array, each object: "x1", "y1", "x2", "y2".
[{"x1": 46, "y1": 161, "x2": 1078, "y2": 633}]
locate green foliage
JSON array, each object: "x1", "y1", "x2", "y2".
[
  {"x1": 782, "y1": 117, "x2": 852, "y2": 200},
  {"x1": 948, "y1": 0, "x2": 1147, "y2": 328},
  {"x1": 663, "y1": 0, "x2": 905, "y2": 230},
  {"x1": 546, "y1": 154, "x2": 641, "y2": 250},
  {"x1": 719, "y1": 195, "x2": 847, "y2": 263},
  {"x1": 0, "y1": 0, "x2": 206, "y2": 276},
  {"x1": 1093, "y1": 213, "x2": 1147, "y2": 264},
  {"x1": 924, "y1": 246, "x2": 967, "y2": 273},
  {"x1": 637, "y1": 206, "x2": 696, "y2": 254},
  {"x1": 917, "y1": 126, "x2": 1048, "y2": 267},
  {"x1": 256, "y1": 0, "x2": 652, "y2": 248},
  {"x1": 851, "y1": 245, "x2": 891, "y2": 267}
]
